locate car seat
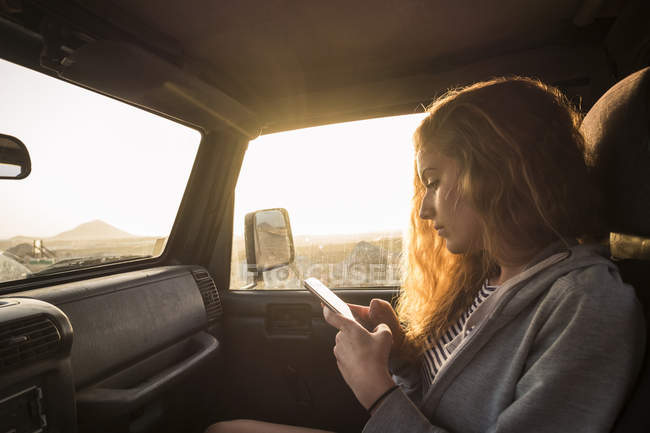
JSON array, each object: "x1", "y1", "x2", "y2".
[{"x1": 580, "y1": 66, "x2": 650, "y2": 433}]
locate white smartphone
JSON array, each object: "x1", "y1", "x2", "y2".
[{"x1": 303, "y1": 277, "x2": 356, "y2": 322}]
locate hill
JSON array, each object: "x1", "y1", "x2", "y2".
[{"x1": 51, "y1": 220, "x2": 135, "y2": 240}]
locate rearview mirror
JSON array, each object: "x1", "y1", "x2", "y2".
[
  {"x1": 244, "y1": 208, "x2": 295, "y2": 277},
  {"x1": 0, "y1": 134, "x2": 31, "y2": 179}
]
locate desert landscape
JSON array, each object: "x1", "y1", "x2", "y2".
[
  {"x1": 1, "y1": 219, "x2": 404, "y2": 289},
  {"x1": 0, "y1": 220, "x2": 164, "y2": 281},
  {"x1": 231, "y1": 230, "x2": 404, "y2": 290}
]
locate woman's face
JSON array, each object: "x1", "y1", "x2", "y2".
[{"x1": 417, "y1": 149, "x2": 483, "y2": 254}]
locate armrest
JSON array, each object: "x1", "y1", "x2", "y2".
[{"x1": 76, "y1": 332, "x2": 218, "y2": 418}]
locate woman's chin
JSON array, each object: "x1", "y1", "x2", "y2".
[{"x1": 444, "y1": 240, "x2": 468, "y2": 255}]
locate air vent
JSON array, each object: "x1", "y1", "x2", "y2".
[
  {"x1": 192, "y1": 269, "x2": 223, "y2": 324},
  {"x1": 0, "y1": 315, "x2": 61, "y2": 368}
]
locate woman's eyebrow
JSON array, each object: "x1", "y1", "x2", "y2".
[{"x1": 420, "y1": 167, "x2": 438, "y2": 177}]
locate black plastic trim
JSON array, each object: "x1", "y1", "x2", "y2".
[{"x1": 76, "y1": 331, "x2": 218, "y2": 419}]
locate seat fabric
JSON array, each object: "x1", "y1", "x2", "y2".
[{"x1": 581, "y1": 66, "x2": 650, "y2": 433}]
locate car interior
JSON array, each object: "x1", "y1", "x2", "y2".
[{"x1": 0, "y1": 1, "x2": 649, "y2": 433}]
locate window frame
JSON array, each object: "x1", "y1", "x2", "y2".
[{"x1": 228, "y1": 114, "x2": 422, "y2": 292}]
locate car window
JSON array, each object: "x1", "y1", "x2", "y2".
[
  {"x1": 0, "y1": 59, "x2": 200, "y2": 285},
  {"x1": 230, "y1": 113, "x2": 427, "y2": 290}
]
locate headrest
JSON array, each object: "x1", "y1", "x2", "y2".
[{"x1": 581, "y1": 67, "x2": 650, "y2": 237}]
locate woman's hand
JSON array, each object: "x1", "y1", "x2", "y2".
[
  {"x1": 323, "y1": 305, "x2": 396, "y2": 410},
  {"x1": 348, "y1": 299, "x2": 405, "y2": 354}
]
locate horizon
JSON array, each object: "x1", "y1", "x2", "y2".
[
  {"x1": 4, "y1": 218, "x2": 405, "y2": 242},
  {"x1": 1, "y1": 219, "x2": 144, "y2": 242}
]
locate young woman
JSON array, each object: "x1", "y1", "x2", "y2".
[{"x1": 207, "y1": 77, "x2": 645, "y2": 433}]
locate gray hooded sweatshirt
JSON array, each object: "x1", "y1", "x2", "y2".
[{"x1": 363, "y1": 242, "x2": 645, "y2": 433}]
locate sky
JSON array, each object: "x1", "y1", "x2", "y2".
[
  {"x1": 0, "y1": 59, "x2": 200, "y2": 239},
  {"x1": 0, "y1": 57, "x2": 427, "y2": 241},
  {"x1": 234, "y1": 112, "x2": 427, "y2": 238}
]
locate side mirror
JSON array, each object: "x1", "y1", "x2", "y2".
[
  {"x1": 244, "y1": 208, "x2": 295, "y2": 282},
  {"x1": 0, "y1": 134, "x2": 31, "y2": 179}
]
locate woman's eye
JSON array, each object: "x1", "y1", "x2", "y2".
[{"x1": 426, "y1": 180, "x2": 439, "y2": 189}]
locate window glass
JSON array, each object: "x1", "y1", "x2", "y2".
[
  {"x1": 0, "y1": 59, "x2": 200, "y2": 284},
  {"x1": 231, "y1": 113, "x2": 427, "y2": 290}
]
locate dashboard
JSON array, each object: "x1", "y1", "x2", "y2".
[{"x1": 0, "y1": 266, "x2": 222, "y2": 433}]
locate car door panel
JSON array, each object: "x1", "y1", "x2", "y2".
[{"x1": 219, "y1": 289, "x2": 398, "y2": 432}]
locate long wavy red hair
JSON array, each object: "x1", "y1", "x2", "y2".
[{"x1": 397, "y1": 77, "x2": 604, "y2": 355}]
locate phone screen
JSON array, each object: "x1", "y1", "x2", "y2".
[{"x1": 303, "y1": 277, "x2": 356, "y2": 322}]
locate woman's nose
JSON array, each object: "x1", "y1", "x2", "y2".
[{"x1": 419, "y1": 194, "x2": 435, "y2": 220}]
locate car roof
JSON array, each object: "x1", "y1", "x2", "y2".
[{"x1": 0, "y1": 0, "x2": 630, "y2": 133}]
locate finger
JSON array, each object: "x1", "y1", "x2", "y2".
[
  {"x1": 348, "y1": 303, "x2": 371, "y2": 323},
  {"x1": 373, "y1": 322, "x2": 393, "y2": 336},
  {"x1": 369, "y1": 299, "x2": 397, "y2": 323},
  {"x1": 373, "y1": 323, "x2": 394, "y2": 345},
  {"x1": 323, "y1": 304, "x2": 354, "y2": 331},
  {"x1": 369, "y1": 299, "x2": 402, "y2": 335},
  {"x1": 332, "y1": 340, "x2": 349, "y2": 363}
]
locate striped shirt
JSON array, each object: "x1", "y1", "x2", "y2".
[{"x1": 422, "y1": 281, "x2": 499, "y2": 389}]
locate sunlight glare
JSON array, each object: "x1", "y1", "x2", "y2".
[{"x1": 234, "y1": 113, "x2": 427, "y2": 238}]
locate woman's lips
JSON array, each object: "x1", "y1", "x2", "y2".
[{"x1": 435, "y1": 226, "x2": 446, "y2": 237}]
